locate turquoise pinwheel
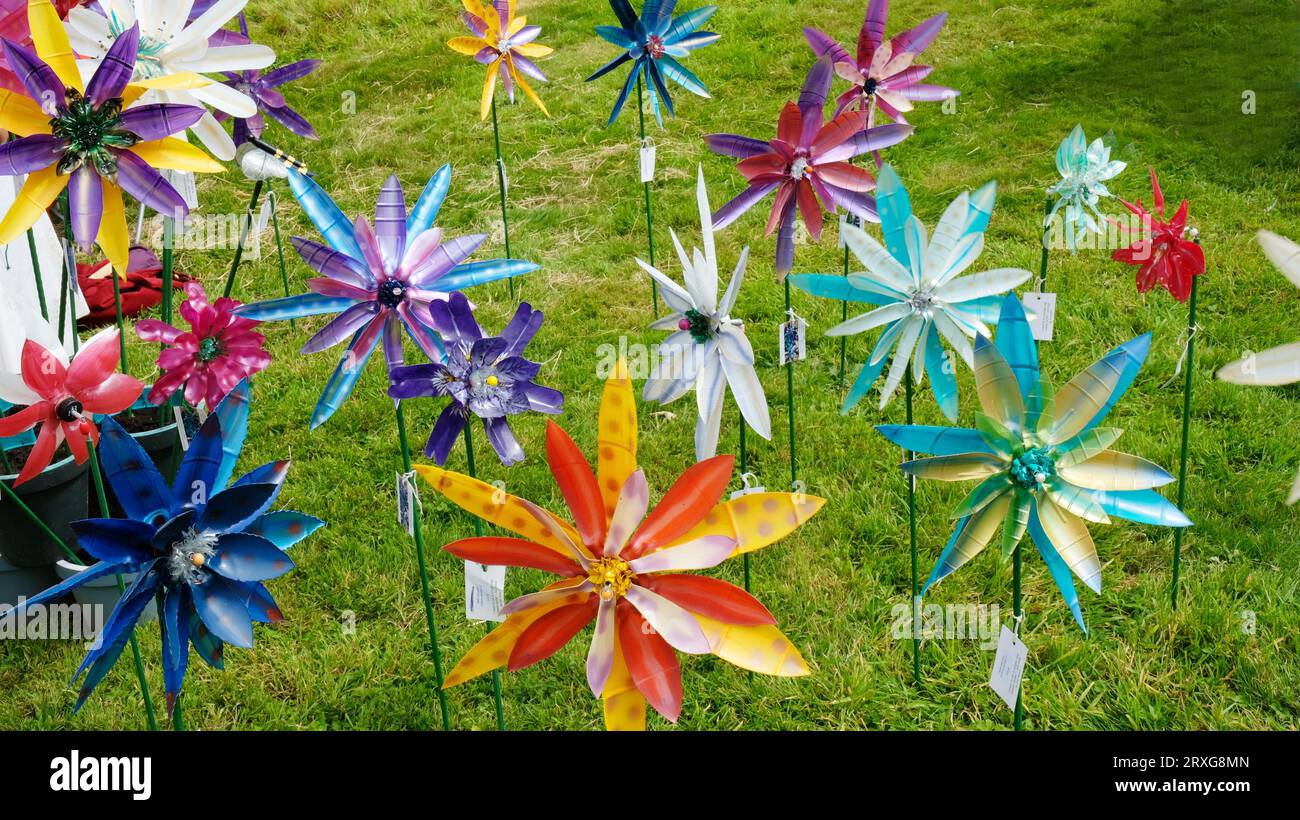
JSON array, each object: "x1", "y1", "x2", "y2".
[
  {"x1": 878, "y1": 295, "x2": 1191, "y2": 631},
  {"x1": 790, "y1": 165, "x2": 1031, "y2": 418},
  {"x1": 586, "y1": 0, "x2": 719, "y2": 126},
  {"x1": 1, "y1": 382, "x2": 322, "y2": 713},
  {"x1": 234, "y1": 166, "x2": 538, "y2": 428},
  {"x1": 1047, "y1": 124, "x2": 1126, "y2": 252}
]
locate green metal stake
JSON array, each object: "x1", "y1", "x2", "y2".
[
  {"x1": 1013, "y1": 539, "x2": 1023, "y2": 731},
  {"x1": 461, "y1": 421, "x2": 507, "y2": 731},
  {"x1": 635, "y1": 76, "x2": 659, "y2": 318},
  {"x1": 26, "y1": 227, "x2": 48, "y2": 320},
  {"x1": 394, "y1": 400, "x2": 452, "y2": 730},
  {"x1": 57, "y1": 192, "x2": 73, "y2": 344},
  {"x1": 222, "y1": 180, "x2": 265, "y2": 299},
  {"x1": 1171, "y1": 273, "x2": 1199, "y2": 609},
  {"x1": 110, "y1": 270, "x2": 129, "y2": 372},
  {"x1": 783, "y1": 277, "x2": 797, "y2": 488},
  {"x1": 161, "y1": 218, "x2": 174, "y2": 324},
  {"x1": 171, "y1": 694, "x2": 185, "y2": 731},
  {"x1": 739, "y1": 420, "x2": 750, "y2": 592},
  {"x1": 1037, "y1": 194, "x2": 1051, "y2": 292},
  {"x1": 838, "y1": 243, "x2": 849, "y2": 388},
  {"x1": 905, "y1": 369, "x2": 919, "y2": 686},
  {"x1": 268, "y1": 186, "x2": 295, "y2": 329},
  {"x1": 490, "y1": 95, "x2": 516, "y2": 302}
]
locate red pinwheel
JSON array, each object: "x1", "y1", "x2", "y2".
[
  {"x1": 1112, "y1": 168, "x2": 1205, "y2": 303},
  {"x1": 0, "y1": 328, "x2": 141, "y2": 485}
]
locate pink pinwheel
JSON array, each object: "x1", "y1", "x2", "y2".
[
  {"x1": 136, "y1": 283, "x2": 270, "y2": 411},
  {"x1": 1112, "y1": 167, "x2": 1205, "y2": 303},
  {"x1": 0, "y1": 328, "x2": 141, "y2": 486},
  {"x1": 804, "y1": 0, "x2": 957, "y2": 126},
  {"x1": 706, "y1": 57, "x2": 912, "y2": 274}
]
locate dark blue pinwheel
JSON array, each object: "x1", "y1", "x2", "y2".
[
  {"x1": 5, "y1": 381, "x2": 323, "y2": 714},
  {"x1": 586, "y1": 0, "x2": 720, "y2": 126},
  {"x1": 387, "y1": 292, "x2": 563, "y2": 466}
]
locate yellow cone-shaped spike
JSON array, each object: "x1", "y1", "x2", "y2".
[
  {"x1": 0, "y1": 164, "x2": 64, "y2": 245},
  {"x1": 415, "y1": 464, "x2": 580, "y2": 558},
  {"x1": 602, "y1": 635, "x2": 647, "y2": 730},
  {"x1": 668, "y1": 493, "x2": 825, "y2": 556},
  {"x1": 695, "y1": 615, "x2": 811, "y2": 676},
  {"x1": 1057, "y1": 450, "x2": 1174, "y2": 492},
  {"x1": 0, "y1": 91, "x2": 53, "y2": 136},
  {"x1": 973, "y1": 336, "x2": 1025, "y2": 434},
  {"x1": 99, "y1": 179, "x2": 130, "y2": 279},
  {"x1": 129, "y1": 139, "x2": 224, "y2": 174},
  {"x1": 28, "y1": 0, "x2": 82, "y2": 94},
  {"x1": 448, "y1": 36, "x2": 488, "y2": 55},
  {"x1": 442, "y1": 580, "x2": 584, "y2": 688},
  {"x1": 597, "y1": 360, "x2": 638, "y2": 522},
  {"x1": 1036, "y1": 494, "x2": 1102, "y2": 593}
]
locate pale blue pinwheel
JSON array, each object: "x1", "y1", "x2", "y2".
[
  {"x1": 789, "y1": 164, "x2": 1031, "y2": 418},
  {"x1": 586, "y1": 0, "x2": 719, "y2": 127},
  {"x1": 1046, "y1": 124, "x2": 1126, "y2": 252},
  {"x1": 0, "y1": 381, "x2": 323, "y2": 713},
  {"x1": 234, "y1": 166, "x2": 538, "y2": 428},
  {"x1": 878, "y1": 295, "x2": 1191, "y2": 631}
]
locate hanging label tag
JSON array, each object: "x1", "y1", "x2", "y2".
[
  {"x1": 779, "y1": 313, "x2": 808, "y2": 365},
  {"x1": 465, "y1": 561, "x2": 506, "y2": 622},
  {"x1": 639, "y1": 139, "x2": 656, "y2": 183},
  {"x1": 396, "y1": 471, "x2": 419, "y2": 537},
  {"x1": 729, "y1": 472, "x2": 765, "y2": 500},
  {"x1": 173, "y1": 407, "x2": 190, "y2": 451},
  {"x1": 837, "y1": 212, "x2": 863, "y2": 248},
  {"x1": 988, "y1": 625, "x2": 1028, "y2": 710},
  {"x1": 1022, "y1": 291, "x2": 1057, "y2": 341},
  {"x1": 196, "y1": 404, "x2": 209, "y2": 426},
  {"x1": 255, "y1": 196, "x2": 273, "y2": 234},
  {"x1": 165, "y1": 169, "x2": 198, "y2": 209}
]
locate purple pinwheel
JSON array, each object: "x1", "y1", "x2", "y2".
[
  {"x1": 705, "y1": 57, "x2": 912, "y2": 274},
  {"x1": 234, "y1": 166, "x2": 538, "y2": 429},
  {"x1": 388, "y1": 292, "x2": 562, "y2": 466},
  {"x1": 804, "y1": 0, "x2": 958, "y2": 126},
  {"x1": 216, "y1": 13, "x2": 320, "y2": 145}
]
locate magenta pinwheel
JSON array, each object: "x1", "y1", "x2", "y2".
[
  {"x1": 706, "y1": 57, "x2": 912, "y2": 274},
  {"x1": 136, "y1": 282, "x2": 271, "y2": 411},
  {"x1": 234, "y1": 166, "x2": 539, "y2": 429},
  {"x1": 216, "y1": 12, "x2": 320, "y2": 145},
  {"x1": 804, "y1": 0, "x2": 958, "y2": 126}
]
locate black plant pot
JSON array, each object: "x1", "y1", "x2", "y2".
[{"x1": 0, "y1": 453, "x2": 88, "y2": 568}]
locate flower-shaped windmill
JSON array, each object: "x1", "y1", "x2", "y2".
[
  {"x1": 389, "y1": 292, "x2": 562, "y2": 466},
  {"x1": 0, "y1": 7, "x2": 222, "y2": 276},
  {"x1": 234, "y1": 167, "x2": 539, "y2": 428},
  {"x1": 1112, "y1": 167, "x2": 1205, "y2": 303},
  {"x1": 1217, "y1": 230, "x2": 1300, "y2": 503},
  {"x1": 706, "y1": 57, "x2": 912, "y2": 275},
  {"x1": 878, "y1": 295, "x2": 1191, "y2": 631},
  {"x1": 216, "y1": 13, "x2": 319, "y2": 146},
  {"x1": 790, "y1": 164, "x2": 1031, "y2": 418},
  {"x1": 449, "y1": 0, "x2": 553, "y2": 120},
  {"x1": 3, "y1": 382, "x2": 322, "y2": 715},
  {"x1": 804, "y1": 0, "x2": 957, "y2": 127},
  {"x1": 586, "y1": 0, "x2": 719, "y2": 127},
  {"x1": 65, "y1": 0, "x2": 277, "y2": 160},
  {"x1": 639, "y1": 167, "x2": 770, "y2": 460},
  {"x1": 418, "y1": 364, "x2": 822, "y2": 729},
  {"x1": 136, "y1": 282, "x2": 271, "y2": 411},
  {"x1": 1046, "y1": 125, "x2": 1126, "y2": 253},
  {"x1": 0, "y1": 327, "x2": 141, "y2": 485}
]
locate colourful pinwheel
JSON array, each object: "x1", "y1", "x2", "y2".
[
  {"x1": 0, "y1": 5, "x2": 222, "y2": 277},
  {"x1": 3, "y1": 383, "x2": 322, "y2": 713},
  {"x1": 1047, "y1": 125, "x2": 1126, "y2": 252},
  {"x1": 878, "y1": 295, "x2": 1191, "y2": 630},
  {"x1": 65, "y1": 0, "x2": 277, "y2": 160},
  {"x1": 790, "y1": 165, "x2": 1031, "y2": 417},
  {"x1": 136, "y1": 282, "x2": 270, "y2": 411},
  {"x1": 804, "y1": 0, "x2": 957, "y2": 126},
  {"x1": 388, "y1": 292, "x2": 562, "y2": 466},
  {"x1": 215, "y1": 13, "x2": 319, "y2": 145},
  {"x1": 1112, "y1": 167, "x2": 1205, "y2": 303},
  {"x1": 706, "y1": 57, "x2": 913, "y2": 274},
  {"x1": 586, "y1": 0, "x2": 719, "y2": 127},
  {"x1": 0, "y1": 327, "x2": 141, "y2": 485},
  {"x1": 1216, "y1": 230, "x2": 1300, "y2": 503},
  {"x1": 448, "y1": 0, "x2": 553, "y2": 120},
  {"x1": 234, "y1": 167, "x2": 538, "y2": 429},
  {"x1": 639, "y1": 167, "x2": 770, "y2": 459},
  {"x1": 418, "y1": 365, "x2": 822, "y2": 729}
]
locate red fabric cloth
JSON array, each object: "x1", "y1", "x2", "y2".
[{"x1": 77, "y1": 246, "x2": 192, "y2": 327}]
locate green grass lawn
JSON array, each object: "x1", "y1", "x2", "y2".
[{"x1": 2, "y1": 0, "x2": 1298, "y2": 730}]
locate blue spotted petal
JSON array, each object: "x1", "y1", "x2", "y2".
[
  {"x1": 189, "y1": 612, "x2": 225, "y2": 670},
  {"x1": 72, "y1": 567, "x2": 162, "y2": 711},
  {"x1": 171, "y1": 412, "x2": 224, "y2": 516},
  {"x1": 247, "y1": 510, "x2": 326, "y2": 549},
  {"x1": 212, "y1": 380, "x2": 250, "y2": 494},
  {"x1": 287, "y1": 167, "x2": 363, "y2": 259},
  {"x1": 196, "y1": 483, "x2": 280, "y2": 534},
  {"x1": 69, "y1": 518, "x2": 156, "y2": 565},
  {"x1": 407, "y1": 164, "x2": 451, "y2": 236},
  {"x1": 191, "y1": 573, "x2": 255, "y2": 649},
  {"x1": 208, "y1": 533, "x2": 295, "y2": 582},
  {"x1": 159, "y1": 585, "x2": 189, "y2": 715},
  {"x1": 97, "y1": 417, "x2": 170, "y2": 523}
]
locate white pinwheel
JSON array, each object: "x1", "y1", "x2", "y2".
[
  {"x1": 639, "y1": 166, "x2": 772, "y2": 461},
  {"x1": 1046, "y1": 124, "x2": 1126, "y2": 252},
  {"x1": 67, "y1": 0, "x2": 275, "y2": 161},
  {"x1": 791, "y1": 164, "x2": 1033, "y2": 419},
  {"x1": 1216, "y1": 230, "x2": 1300, "y2": 503}
]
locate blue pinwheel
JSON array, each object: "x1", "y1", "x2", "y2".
[
  {"x1": 234, "y1": 167, "x2": 539, "y2": 428},
  {"x1": 586, "y1": 0, "x2": 720, "y2": 126},
  {"x1": 3, "y1": 382, "x2": 322, "y2": 713},
  {"x1": 877, "y1": 296, "x2": 1191, "y2": 631}
]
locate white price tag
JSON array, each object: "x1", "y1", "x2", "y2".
[
  {"x1": 639, "y1": 140, "x2": 656, "y2": 183},
  {"x1": 1022, "y1": 292, "x2": 1057, "y2": 341},
  {"x1": 779, "y1": 313, "x2": 808, "y2": 365},
  {"x1": 255, "y1": 196, "x2": 273, "y2": 234},
  {"x1": 465, "y1": 561, "x2": 506, "y2": 623},
  {"x1": 988, "y1": 625, "x2": 1028, "y2": 711},
  {"x1": 837, "y1": 212, "x2": 862, "y2": 248},
  {"x1": 173, "y1": 406, "x2": 190, "y2": 451},
  {"x1": 729, "y1": 473, "x2": 765, "y2": 500},
  {"x1": 396, "y1": 471, "x2": 419, "y2": 537}
]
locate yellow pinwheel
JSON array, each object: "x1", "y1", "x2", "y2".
[
  {"x1": 448, "y1": 0, "x2": 553, "y2": 119},
  {"x1": 0, "y1": 0, "x2": 222, "y2": 278}
]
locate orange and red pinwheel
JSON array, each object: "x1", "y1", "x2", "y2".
[{"x1": 416, "y1": 363, "x2": 823, "y2": 729}]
